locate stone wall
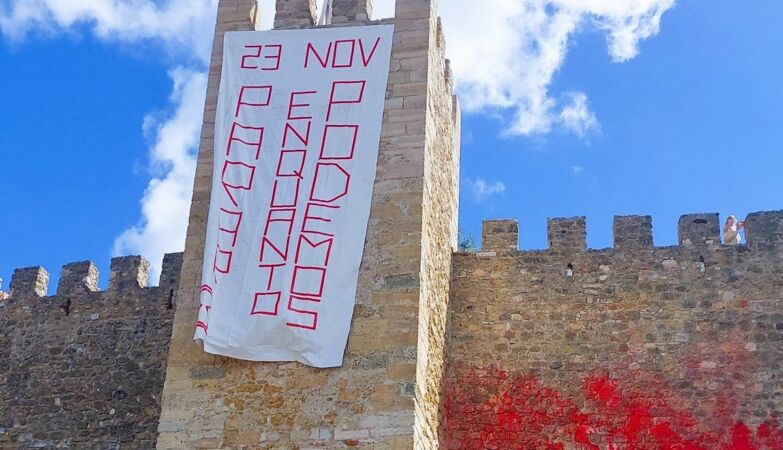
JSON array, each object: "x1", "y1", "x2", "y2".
[
  {"x1": 0, "y1": 254, "x2": 182, "y2": 449},
  {"x1": 415, "y1": 13, "x2": 460, "y2": 450},
  {"x1": 6, "y1": 2, "x2": 782, "y2": 449},
  {"x1": 157, "y1": 0, "x2": 461, "y2": 449},
  {"x1": 443, "y1": 211, "x2": 783, "y2": 449}
]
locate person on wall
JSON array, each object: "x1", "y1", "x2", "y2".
[{"x1": 723, "y1": 215, "x2": 745, "y2": 245}]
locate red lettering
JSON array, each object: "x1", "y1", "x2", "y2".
[
  {"x1": 263, "y1": 44, "x2": 282, "y2": 71},
  {"x1": 226, "y1": 122, "x2": 264, "y2": 160},
  {"x1": 327, "y1": 81, "x2": 366, "y2": 121},
  {"x1": 213, "y1": 245, "x2": 233, "y2": 274},
  {"x1": 295, "y1": 234, "x2": 334, "y2": 266},
  {"x1": 251, "y1": 291, "x2": 281, "y2": 316},
  {"x1": 258, "y1": 264, "x2": 285, "y2": 291},
  {"x1": 320, "y1": 125, "x2": 359, "y2": 160},
  {"x1": 305, "y1": 42, "x2": 332, "y2": 68},
  {"x1": 271, "y1": 177, "x2": 302, "y2": 208},
  {"x1": 235, "y1": 85, "x2": 273, "y2": 117},
  {"x1": 276, "y1": 150, "x2": 306, "y2": 178},
  {"x1": 218, "y1": 208, "x2": 243, "y2": 247},
  {"x1": 259, "y1": 208, "x2": 296, "y2": 264},
  {"x1": 310, "y1": 163, "x2": 350, "y2": 204},
  {"x1": 359, "y1": 37, "x2": 382, "y2": 67},
  {"x1": 303, "y1": 38, "x2": 380, "y2": 69},
  {"x1": 221, "y1": 160, "x2": 256, "y2": 207},
  {"x1": 260, "y1": 237, "x2": 288, "y2": 264},
  {"x1": 282, "y1": 121, "x2": 312, "y2": 148},
  {"x1": 241, "y1": 45, "x2": 262, "y2": 69},
  {"x1": 286, "y1": 295, "x2": 319, "y2": 330},
  {"x1": 241, "y1": 45, "x2": 282, "y2": 70},
  {"x1": 333, "y1": 39, "x2": 356, "y2": 68},
  {"x1": 290, "y1": 266, "x2": 326, "y2": 298},
  {"x1": 302, "y1": 203, "x2": 339, "y2": 237},
  {"x1": 288, "y1": 91, "x2": 318, "y2": 120}
]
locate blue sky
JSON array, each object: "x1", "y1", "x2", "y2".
[{"x1": 1, "y1": 0, "x2": 782, "y2": 291}]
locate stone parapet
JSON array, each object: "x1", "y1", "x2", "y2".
[
  {"x1": 9, "y1": 266, "x2": 49, "y2": 298},
  {"x1": 109, "y1": 256, "x2": 151, "y2": 292},
  {"x1": 547, "y1": 217, "x2": 587, "y2": 253},
  {"x1": 332, "y1": 0, "x2": 373, "y2": 24},
  {"x1": 6, "y1": 253, "x2": 183, "y2": 303},
  {"x1": 482, "y1": 219, "x2": 519, "y2": 252},
  {"x1": 744, "y1": 210, "x2": 783, "y2": 251},
  {"x1": 57, "y1": 261, "x2": 99, "y2": 296},
  {"x1": 613, "y1": 215, "x2": 653, "y2": 250},
  {"x1": 0, "y1": 253, "x2": 182, "y2": 449},
  {"x1": 446, "y1": 214, "x2": 783, "y2": 448},
  {"x1": 474, "y1": 211, "x2": 783, "y2": 254},
  {"x1": 274, "y1": 0, "x2": 317, "y2": 28}
]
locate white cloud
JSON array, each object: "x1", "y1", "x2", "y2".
[
  {"x1": 559, "y1": 92, "x2": 599, "y2": 137},
  {"x1": 1, "y1": 0, "x2": 674, "y2": 280},
  {"x1": 0, "y1": 0, "x2": 219, "y2": 63},
  {"x1": 466, "y1": 178, "x2": 506, "y2": 203},
  {"x1": 437, "y1": 0, "x2": 675, "y2": 136},
  {"x1": 571, "y1": 165, "x2": 584, "y2": 175},
  {"x1": 113, "y1": 68, "x2": 206, "y2": 281},
  {"x1": 0, "y1": 0, "x2": 221, "y2": 281}
]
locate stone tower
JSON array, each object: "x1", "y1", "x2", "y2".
[{"x1": 157, "y1": 0, "x2": 461, "y2": 448}]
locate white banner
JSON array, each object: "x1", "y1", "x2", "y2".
[{"x1": 195, "y1": 25, "x2": 394, "y2": 368}]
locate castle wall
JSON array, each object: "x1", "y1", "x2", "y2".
[
  {"x1": 0, "y1": 254, "x2": 182, "y2": 449},
  {"x1": 4, "y1": 1, "x2": 782, "y2": 449},
  {"x1": 443, "y1": 212, "x2": 783, "y2": 449},
  {"x1": 415, "y1": 14, "x2": 460, "y2": 449},
  {"x1": 157, "y1": 0, "x2": 461, "y2": 448}
]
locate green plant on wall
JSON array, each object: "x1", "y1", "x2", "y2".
[{"x1": 458, "y1": 228, "x2": 477, "y2": 252}]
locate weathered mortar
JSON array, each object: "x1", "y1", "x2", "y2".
[
  {"x1": 443, "y1": 211, "x2": 783, "y2": 448},
  {"x1": 157, "y1": 0, "x2": 460, "y2": 449},
  {"x1": 0, "y1": 253, "x2": 182, "y2": 449}
]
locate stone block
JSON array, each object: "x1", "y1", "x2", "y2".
[
  {"x1": 481, "y1": 219, "x2": 518, "y2": 252},
  {"x1": 274, "y1": 0, "x2": 317, "y2": 29},
  {"x1": 547, "y1": 217, "x2": 586, "y2": 252},
  {"x1": 57, "y1": 261, "x2": 99, "y2": 297},
  {"x1": 109, "y1": 256, "x2": 150, "y2": 291},
  {"x1": 744, "y1": 210, "x2": 783, "y2": 251},
  {"x1": 9, "y1": 266, "x2": 49, "y2": 298},
  {"x1": 331, "y1": 0, "x2": 373, "y2": 24},
  {"x1": 160, "y1": 252, "x2": 184, "y2": 294},
  {"x1": 613, "y1": 215, "x2": 653, "y2": 250},
  {"x1": 678, "y1": 213, "x2": 719, "y2": 248}
]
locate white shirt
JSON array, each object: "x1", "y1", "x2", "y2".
[{"x1": 724, "y1": 223, "x2": 741, "y2": 245}]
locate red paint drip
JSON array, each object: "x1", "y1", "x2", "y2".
[
  {"x1": 442, "y1": 367, "x2": 783, "y2": 450},
  {"x1": 728, "y1": 423, "x2": 759, "y2": 450},
  {"x1": 585, "y1": 375, "x2": 620, "y2": 408}
]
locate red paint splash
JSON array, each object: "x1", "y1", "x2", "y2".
[{"x1": 442, "y1": 367, "x2": 783, "y2": 450}]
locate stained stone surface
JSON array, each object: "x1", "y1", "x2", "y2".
[{"x1": 443, "y1": 212, "x2": 783, "y2": 449}]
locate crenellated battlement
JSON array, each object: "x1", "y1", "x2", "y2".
[
  {"x1": 3, "y1": 1, "x2": 777, "y2": 448},
  {"x1": 5, "y1": 253, "x2": 183, "y2": 304},
  {"x1": 269, "y1": 0, "x2": 458, "y2": 116},
  {"x1": 476, "y1": 210, "x2": 783, "y2": 255},
  {"x1": 0, "y1": 253, "x2": 181, "y2": 450},
  {"x1": 448, "y1": 211, "x2": 783, "y2": 448}
]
